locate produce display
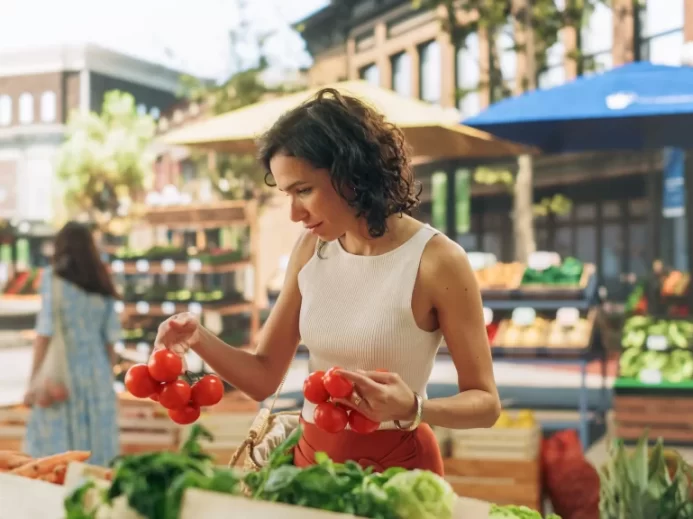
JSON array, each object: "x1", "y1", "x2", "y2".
[
  {"x1": 521, "y1": 257, "x2": 584, "y2": 287},
  {"x1": 124, "y1": 349, "x2": 224, "y2": 425},
  {"x1": 598, "y1": 434, "x2": 693, "y2": 518},
  {"x1": 493, "y1": 318, "x2": 551, "y2": 348},
  {"x1": 0, "y1": 449, "x2": 91, "y2": 484},
  {"x1": 303, "y1": 368, "x2": 381, "y2": 434},
  {"x1": 112, "y1": 246, "x2": 246, "y2": 265},
  {"x1": 64, "y1": 424, "x2": 461, "y2": 519},
  {"x1": 489, "y1": 506, "x2": 559, "y2": 519},
  {"x1": 619, "y1": 316, "x2": 693, "y2": 383},
  {"x1": 624, "y1": 271, "x2": 691, "y2": 317},
  {"x1": 474, "y1": 262, "x2": 524, "y2": 290},
  {"x1": 621, "y1": 316, "x2": 693, "y2": 350},
  {"x1": 618, "y1": 349, "x2": 693, "y2": 383},
  {"x1": 662, "y1": 270, "x2": 691, "y2": 297},
  {"x1": 1, "y1": 267, "x2": 43, "y2": 295},
  {"x1": 546, "y1": 316, "x2": 593, "y2": 349},
  {"x1": 493, "y1": 410, "x2": 536, "y2": 429}
]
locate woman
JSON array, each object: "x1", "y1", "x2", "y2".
[
  {"x1": 155, "y1": 88, "x2": 500, "y2": 475},
  {"x1": 24, "y1": 221, "x2": 121, "y2": 467}
]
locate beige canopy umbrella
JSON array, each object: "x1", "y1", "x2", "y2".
[{"x1": 161, "y1": 80, "x2": 532, "y2": 160}]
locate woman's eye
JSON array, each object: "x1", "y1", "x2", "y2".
[{"x1": 296, "y1": 188, "x2": 312, "y2": 196}]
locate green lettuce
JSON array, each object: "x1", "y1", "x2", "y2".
[{"x1": 383, "y1": 469, "x2": 455, "y2": 519}]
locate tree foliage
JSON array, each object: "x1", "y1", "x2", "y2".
[
  {"x1": 55, "y1": 90, "x2": 156, "y2": 232},
  {"x1": 175, "y1": 5, "x2": 304, "y2": 205}
]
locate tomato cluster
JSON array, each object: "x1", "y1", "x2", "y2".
[
  {"x1": 124, "y1": 349, "x2": 224, "y2": 425},
  {"x1": 303, "y1": 367, "x2": 381, "y2": 435}
]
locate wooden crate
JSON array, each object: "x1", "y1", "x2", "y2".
[
  {"x1": 444, "y1": 457, "x2": 542, "y2": 511},
  {"x1": 614, "y1": 395, "x2": 693, "y2": 444},
  {"x1": 179, "y1": 410, "x2": 257, "y2": 466},
  {"x1": 118, "y1": 394, "x2": 181, "y2": 454},
  {"x1": 450, "y1": 423, "x2": 540, "y2": 461},
  {"x1": 432, "y1": 426, "x2": 452, "y2": 457},
  {"x1": 0, "y1": 405, "x2": 29, "y2": 451}
]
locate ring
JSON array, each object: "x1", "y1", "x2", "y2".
[{"x1": 352, "y1": 392, "x2": 363, "y2": 407}]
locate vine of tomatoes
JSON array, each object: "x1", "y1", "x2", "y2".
[
  {"x1": 124, "y1": 349, "x2": 224, "y2": 424},
  {"x1": 303, "y1": 367, "x2": 381, "y2": 435}
]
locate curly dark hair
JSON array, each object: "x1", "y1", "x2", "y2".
[{"x1": 257, "y1": 87, "x2": 421, "y2": 239}]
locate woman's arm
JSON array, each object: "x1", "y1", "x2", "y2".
[
  {"x1": 418, "y1": 237, "x2": 501, "y2": 429},
  {"x1": 104, "y1": 299, "x2": 123, "y2": 366},
  {"x1": 29, "y1": 335, "x2": 50, "y2": 380},
  {"x1": 188, "y1": 231, "x2": 317, "y2": 401},
  {"x1": 25, "y1": 268, "x2": 54, "y2": 404}
]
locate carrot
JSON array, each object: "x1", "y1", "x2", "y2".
[
  {"x1": 38, "y1": 471, "x2": 60, "y2": 484},
  {"x1": 9, "y1": 451, "x2": 91, "y2": 478},
  {"x1": 0, "y1": 451, "x2": 32, "y2": 471}
]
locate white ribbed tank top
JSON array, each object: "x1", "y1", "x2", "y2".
[{"x1": 297, "y1": 224, "x2": 444, "y2": 430}]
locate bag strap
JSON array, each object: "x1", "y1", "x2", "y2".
[
  {"x1": 265, "y1": 370, "x2": 288, "y2": 413},
  {"x1": 51, "y1": 273, "x2": 65, "y2": 340}
]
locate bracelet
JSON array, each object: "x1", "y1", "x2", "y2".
[{"x1": 394, "y1": 392, "x2": 423, "y2": 432}]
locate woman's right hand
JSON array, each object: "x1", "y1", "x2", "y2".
[{"x1": 154, "y1": 312, "x2": 203, "y2": 357}]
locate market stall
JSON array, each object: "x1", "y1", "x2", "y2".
[
  {"x1": 110, "y1": 199, "x2": 261, "y2": 388},
  {"x1": 468, "y1": 251, "x2": 606, "y2": 450},
  {"x1": 2, "y1": 424, "x2": 691, "y2": 519},
  {"x1": 614, "y1": 270, "x2": 693, "y2": 445}
]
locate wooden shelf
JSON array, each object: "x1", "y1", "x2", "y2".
[
  {"x1": 115, "y1": 259, "x2": 251, "y2": 275},
  {"x1": 121, "y1": 301, "x2": 254, "y2": 317},
  {"x1": 143, "y1": 200, "x2": 255, "y2": 229}
]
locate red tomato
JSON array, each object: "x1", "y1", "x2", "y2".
[
  {"x1": 124, "y1": 364, "x2": 160, "y2": 398},
  {"x1": 168, "y1": 403, "x2": 201, "y2": 425},
  {"x1": 313, "y1": 402, "x2": 349, "y2": 433},
  {"x1": 322, "y1": 367, "x2": 353, "y2": 399},
  {"x1": 302, "y1": 371, "x2": 330, "y2": 404},
  {"x1": 147, "y1": 349, "x2": 183, "y2": 383},
  {"x1": 348, "y1": 410, "x2": 380, "y2": 434},
  {"x1": 158, "y1": 380, "x2": 192, "y2": 410},
  {"x1": 150, "y1": 383, "x2": 164, "y2": 402},
  {"x1": 191, "y1": 375, "x2": 224, "y2": 407}
]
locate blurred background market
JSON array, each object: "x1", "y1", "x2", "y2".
[{"x1": 1, "y1": 0, "x2": 693, "y2": 515}]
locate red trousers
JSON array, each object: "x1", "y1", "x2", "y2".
[{"x1": 293, "y1": 418, "x2": 444, "y2": 476}]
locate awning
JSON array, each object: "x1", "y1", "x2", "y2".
[{"x1": 161, "y1": 80, "x2": 532, "y2": 161}]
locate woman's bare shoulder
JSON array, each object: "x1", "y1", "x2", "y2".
[
  {"x1": 419, "y1": 234, "x2": 477, "y2": 292},
  {"x1": 290, "y1": 230, "x2": 320, "y2": 272}
]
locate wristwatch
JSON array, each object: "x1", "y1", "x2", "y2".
[{"x1": 394, "y1": 392, "x2": 423, "y2": 431}]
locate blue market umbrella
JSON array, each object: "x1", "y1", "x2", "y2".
[{"x1": 463, "y1": 61, "x2": 693, "y2": 153}]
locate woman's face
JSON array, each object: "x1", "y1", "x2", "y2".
[{"x1": 269, "y1": 154, "x2": 354, "y2": 241}]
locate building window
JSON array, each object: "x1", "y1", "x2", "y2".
[
  {"x1": 456, "y1": 33, "x2": 481, "y2": 118},
  {"x1": 137, "y1": 103, "x2": 147, "y2": 116},
  {"x1": 581, "y1": 3, "x2": 613, "y2": 75},
  {"x1": 538, "y1": 36, "x2": 566, "y2": 89},
  {"x1": 419, "y1": 40, "x2": 441, "y2": 104},
  {"x1": 18, "y1": 93, "x2": 34, "y2": 124},
  {"x1": 150, "y1": 107, "x2": 161, "y2": 120},
  {"x1": 40, "y1": 91, "x2": 56, "y2": 123},
  {"x1": 497, "y1": 23, "x2": 516, "y2": 89},
  {"x1": 391, "y1": 52, "x2": 412, "y2": 97},
  {"x1": 359, "y1": 63, "x2": 380, "y2": 86},
  {"x1": 0, "y1": 95, "x2": 11, "y2": 126},
  {"x1": 640, "y1": 0, "x2": 684, "y2": 65}
]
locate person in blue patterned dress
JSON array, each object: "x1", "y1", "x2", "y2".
[{"x1": 23, "y1": 221, "x2": 122, "y2": 466}]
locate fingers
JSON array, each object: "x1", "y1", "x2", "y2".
[
  {"x1": 154, "y1": 314, "x2": 195, "y2": 356},
  {"x1": 333, "y1": 397, "x2": 360, "y2": 412},
  {"x1": 168, "y1": 313, "x2": 197, "y2": 331},
  {"x1": 336, "y1": 369, "x2": 395, "y2": 388}
]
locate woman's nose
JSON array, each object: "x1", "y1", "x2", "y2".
[{"x1": 290, "y1": 200, "x2": 308, "y2": 223}]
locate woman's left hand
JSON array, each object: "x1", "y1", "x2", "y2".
[{"x1": 333, "y1": 369, "x2": 418, "y2": 424}]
